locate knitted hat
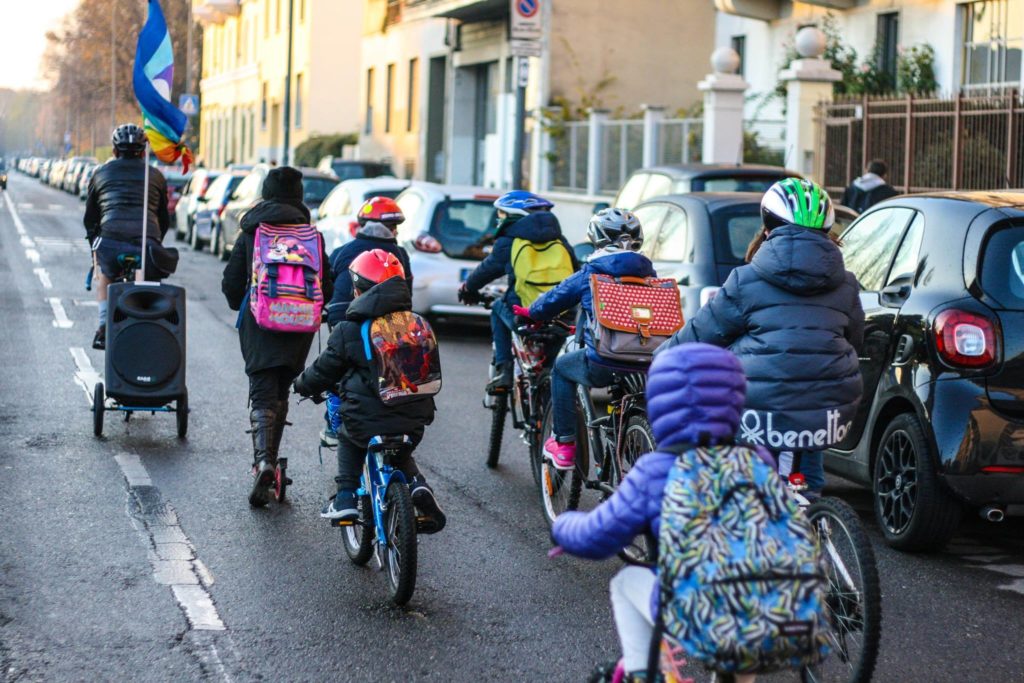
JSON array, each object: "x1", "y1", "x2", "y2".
[{"x1": 262, "y1": 166, "x2": 304, "y2": 203}]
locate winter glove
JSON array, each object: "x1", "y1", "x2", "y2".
[
  {"x1": 457, "y1": 283, "x2": 480, "y2": 305},
  {"x1": 512, "y1": 304, "x2": 531, "y2": 319}
]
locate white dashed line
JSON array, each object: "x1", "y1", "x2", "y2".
[
  {"x1": 15, "y1": 202, "x2": 33, "y2": 211},
  {"x1": 25, "y1": 248, "x2": 40, "y2": 263},
  {"x1": 69, "y1": 346, "x2": 101, "y2": 404},
  {"x1": 47, "y1": 297, "x2": 73, "y2": 328},
  {"x1": 20, "y1": 235, "x2": 36, "y2": 248},
  {"x1": 5, "y1": 194, "x2": 28, "y2": 235},
  {"x1": 33, "y1": 267, "x2": 52, "y2": 289}
]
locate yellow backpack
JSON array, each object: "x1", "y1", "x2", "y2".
[{"x1": 510, "y1": 238, "x2": 575, "y2": 307}]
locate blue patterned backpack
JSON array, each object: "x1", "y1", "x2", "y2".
[{"x1": 654, "y1": 444, "x2": 830, "y2": 675}]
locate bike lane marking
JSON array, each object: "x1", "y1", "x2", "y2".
[
  {"x1": 33, "y1": 267, "x2": 52, "y2": 289},
  {"x1": 47, "y1": 297, "x2": 73, "y2": 328}
]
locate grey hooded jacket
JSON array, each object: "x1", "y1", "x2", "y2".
[{"x1": 660, "y1": 225, "x2": 865, "y2": 449}]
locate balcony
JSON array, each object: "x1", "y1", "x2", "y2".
[{"x1": 402, "y1": 0, "x2": 507, "y2": 23}]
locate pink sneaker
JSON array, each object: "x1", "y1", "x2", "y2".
[{"x1": 543, "y1": 437, "x2": 576, "y2": 470}]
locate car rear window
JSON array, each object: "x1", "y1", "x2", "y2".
[
  {"x1": 429, "y1": 200, "x2": 498, "y2": 260},
  {"x1": 361, "y1": 189, "x2": 401, "y2": 201},
  {"x1": 710, "y1": 204, "x2": 762, "y2": 263},
  {"x1": 694, "y1": 175, "x2": 786, "y2": 193},
  {"x1": 302, "y1": 177, "x2": 340, "y2": 204},
  {"x1": 981, "y1": 226, "x2": 1024, "y2": 309},
  {"x1": 333, "y1": 163, "x2": 391, "y2": 180}
]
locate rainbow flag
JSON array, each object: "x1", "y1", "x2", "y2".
[{"x1": 132, "y1": 0, "x2": 193, "y2": 171}]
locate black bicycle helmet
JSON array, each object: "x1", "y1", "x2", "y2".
[
  {"x1": 587, "y1": 208, "x2": 643, "y2": 251},
  {"x1": 112, "y1": 123, "x2": 146, "y2": 156}
]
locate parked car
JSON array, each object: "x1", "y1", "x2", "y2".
[
  {"x1": 317, "y1": 156, "x2": 393, "y2": 181},
  {"x1": 606, "y1": 163, "x2": 801, "y2": 211},
  {"x1": 393, "y1": 182, "x2": 501, "y2": 317},
  {"x1": 298, "y1": 169, "x2": 340, "y2": 221},
  {"x1": 316, "y1": 177, "x2": 412, "y2": 252},
  {"x1": 48, "y1": 159, "x2": 68, "y2": 188},
  {"x1": 174, "y1": 169, "x2": 221, "y2": 241},
  {"x1": 0, "y1": 158, "x2": 7, "y2": 190},
  {"x1": 196, "y1": 172, "x2": 247, "y2": 256},
  {"x1": 63, "y1": 157, "x2": 97, "y2": 193},
  {"x1": 78, "y1": 163, "x2": 98, "y2": 200},
  {"x1": 820, "y1": 191, "x2": 1024, "y2": 551},
  {"x1": 161, "y1": 167, "x2": 190, "y2": 214}
]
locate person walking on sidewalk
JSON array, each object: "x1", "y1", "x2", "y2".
[{"x1": 841, "y1": 159, "x2": 899, "y2": 212}]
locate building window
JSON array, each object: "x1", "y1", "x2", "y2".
[
  {"x1": 730, "y1": 35, "x2": 746, "y2": 77},
  {"x1": 876, "y1": 13, "x2": 899, "y2": 86},
  {"x1": 407, "y1": 58, "x2": 419, "y2": 132},
  {"x1": 261, "y1": 82, "x2": 268, "y2": 129},
  {"x1": 240, "y1": 115, "x2": 247, "y2": 161},
  {"x1": 385, "y1": 64, "x2": 396, "y2": 133},
  {"x1": 276, "y1": 0, "x2": 282, "y2": 33},
  {"x1": 365, "y1": 68, "x2": 375, "y2": 134},
  {"x1": 299, "y1": 0, "x2": 306, "y2": 22},
  {"x1": 960, "y1": 0, "x2": 1023, "y2": 90},
  {"x1": 294, "y1": 74, "x2": 303, "y2": 129},
  {"x1": 250, "y1": 109, "x2": 256, "y2": 159},
  {"x1": 264, "y1": 0, "x2": 270, "y2": 37}
]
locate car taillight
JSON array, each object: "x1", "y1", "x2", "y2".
[
  {"x1": 348, "y1": 220, "x2": 360, "y2": 237},
  {"x1": 413, "y1": 234, "x2": 442, "y2": 253},
  {"x1": 934, "y1": 309, "x2": 999, "y2": 368},
  {"x1": 700, "y1": 286, "x2": 720, "y2": 307}
]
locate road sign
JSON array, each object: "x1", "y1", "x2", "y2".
[
  {"x1": 510, "y1": 38, "x2": 542, "y2": 58},
  {"x1": 510, "y1": 0, "x2": 542, "y2": 41},
  {"x1": 178, "y1": 94, "x2": 199, "y2": 117}
]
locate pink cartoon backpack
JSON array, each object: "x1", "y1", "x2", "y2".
[{"x1": 249, "y1": 223, "x2": 325, "y2": 333}]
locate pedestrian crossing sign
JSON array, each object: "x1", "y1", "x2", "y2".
[{"x1": 179, "y1": 94, "x2": 199, "y2": 117}]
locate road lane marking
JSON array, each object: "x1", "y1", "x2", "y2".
[
  {"x1": 25, "y1": 248, "x2": 40, "y2": 263},
  {"x1": 47, "y1": 297, "x2": 73, "y2": 328},
  {"x1": 70, "y1": 346, "x2": 101, "y2": 404},
  {"x1": 20, "y1": 235, "x2": 36, "y2": 248},
  {"x1": 48, "y1": 204, "x2": 64, "y2": 212},
  {"x1": 15, "y1": 202, "x2": 33, "y2": 211},
  {"x1": 33, "y1": 267, "x2": 52, "y2": 289},
  {"x1": 5, "y1": 193, "x2": 27, "y2": 236}
]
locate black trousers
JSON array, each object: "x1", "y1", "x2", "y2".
[
  {"x1": 248, "y1": 366, "x2": 297, "y2": 410},
  {"x1": 335, "y1": 433, "x2": 420, "y2": 490}
]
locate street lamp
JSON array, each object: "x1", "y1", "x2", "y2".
[{"x1": 282, "y1": 0, "x2": 294, "y2": 166}]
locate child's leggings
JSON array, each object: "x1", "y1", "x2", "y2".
[{"x1": 610, "y1": 565, "x2": 657, "y2": 673}]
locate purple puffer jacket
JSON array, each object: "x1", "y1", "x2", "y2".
[{"x1": 552, "y1": 343, "x2": 750, "y2": 560}]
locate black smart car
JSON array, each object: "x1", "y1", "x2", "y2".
[{"x1": 828, "y1": 191, "x2": 1024, "y2": 551}]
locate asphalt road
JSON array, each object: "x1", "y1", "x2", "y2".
[{"x1": 1, "y1": 172, "x2": 1024, "y2": 682}]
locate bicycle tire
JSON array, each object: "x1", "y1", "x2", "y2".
[
  {"x1": 383, "y1": 482, "x2": 418, "y2": 606},
  {"x1": 802, "y1": 496, "x2": 882, "y2": 683},
  {"x1": 342, "y1": 495, "x2": 374, "y2": 566},
  {"x1": 486, "y1": 393, "x2": 508, "y2": 469},
  {"x1": 527, "y1": 374, "x2": 551, "y2": 487},
  {"x1": 176, "y1": 390, "x2": 188, "y2": 440},
  {"x1": 92, "y1": 382, "x2": 105, "y2": 438},
  {"x1": 615, "y1": 411, "x2": 656, "y2": 563}
]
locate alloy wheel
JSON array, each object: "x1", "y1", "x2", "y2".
[{"x1": 875, "y1": 430, "x2": 918, "y2": 535}]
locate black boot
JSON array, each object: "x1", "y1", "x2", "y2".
[
  {"x1": 268, "y1": 399, "x2": 289, "y2": 462},
  {"x1": 248, "y1": 407, "x2": 278, "y2": 508},
  {"x1": 92, "y1": 325, "x2": 106, "y2": 350},
  {"x1": 485, "y1": 362, "x2": 513, "y2": 395}
]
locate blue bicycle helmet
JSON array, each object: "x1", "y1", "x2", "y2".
[{"x1": 493, "y1": 190, "x2": 554, "y2": 216}]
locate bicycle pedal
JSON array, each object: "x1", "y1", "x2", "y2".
[
  {"x1": 331, "y1": 519, "x2": 357, "y2": 527},
  {"x1": 415, "y1": 516, "x2": 440, "y2": 535},
  {"x1": 285, "y1": 477, "x2": 293, "y2": 485}
]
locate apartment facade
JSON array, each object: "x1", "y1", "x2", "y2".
[
  {"x1": 359, "y1": 0, "x2": 717, "y2": 188},
  {"x1": 193, "y1": 0, "x2": 362, "y2": 168}
]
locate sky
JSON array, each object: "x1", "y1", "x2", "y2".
[{"x1": 0, "y1": 0, "x2": 81, "y2": 90}]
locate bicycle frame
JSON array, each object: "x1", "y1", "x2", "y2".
[
  {"x1": 359, "y1": 436, "x2": 412, "y2": 553},
  {"x1": 576, "y1": 373, "x2": 647, "y2": 493}
]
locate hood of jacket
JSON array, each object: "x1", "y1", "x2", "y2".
[
  {"x1": 647, "y1": 343, "x2": 746, "y2": 448},
  {"x1": 501, "y1": 211, "x2": 563, "y2": 243},
  {"x1": 240, "y1": 199, "x2": 311, "y2": 234},
  {"x1": 853, "y1": 172, "x2": 887, "y2": 192},
  {"x1": 357, "y1": 220, "x2": 397, "y2": 240},
  {"x1": 586, "y1": 249, "x2": 656, "y2": 278},
  {"x1": 345, "y1": 275, "x2": 412, "y2": 321},
  {"x1": 751, "y1": 225, "x2": 845, "y2": 295}
]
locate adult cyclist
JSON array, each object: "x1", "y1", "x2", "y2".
[
  {"x1": 84, "y1": 123, "x2": 170, "y2": 349},
  {"x1": 659, "y1": 178, "x2": 865, "y2": 497},
  {"x1": 458, "y1": 190, "x2": 577, "y2": 393}
]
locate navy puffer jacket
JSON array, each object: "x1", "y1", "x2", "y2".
[
  {"x1": 661, "y1": 225, "x2": 864, "y2": 450},
  {"x1": 552, "y1": 344, "x2": 750, "y2": 561}
]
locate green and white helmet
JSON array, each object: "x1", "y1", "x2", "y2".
[{"x1": 760, "y1": 177, "x2": 835, "y2": 231}]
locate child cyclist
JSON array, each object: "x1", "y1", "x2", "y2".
[
  {"x1": 518, "y1": 208, "x2": 655, "y2": 471},
  {"x1": 320, "y1": 196, "x2": 412, "y2": 448},
  {"x1": 658, "y1": 178, "x2": 864, "y2": 497},
  {"x1": 292, "y1": 249, "x2": 444, "y2": 531},
  {"x1": 552, "y1": 344, "x2": 760, "y2": 683}
]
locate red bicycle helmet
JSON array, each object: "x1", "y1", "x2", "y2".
[
  {"x1": 358, "y1": 196, "x2": 405, "y2": 226},
  {"x1": 350, "y1": 248, "x2": 406, "y2": 293}
]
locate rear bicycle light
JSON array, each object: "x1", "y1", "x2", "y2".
[
  {"x1": 413, "y1": 234, "x2": 442, "y2": 253},
  {"x1": 934, "y1": 309, "x2": 999, "y2": 369}
]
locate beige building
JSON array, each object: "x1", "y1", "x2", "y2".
[
  {"x1": 193, "y1": 0, "x2": 363, "y2": 167},
  {"x1": 359, "y1": 0, "x2": 716, "y2": 188}
]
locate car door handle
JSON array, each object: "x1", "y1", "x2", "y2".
[
  {"x1": 893, "y1": 334, "x2": 915, "y2": 364},
  {"x1": 880, "y1": 283, "x2": 910, "y2": 306}
]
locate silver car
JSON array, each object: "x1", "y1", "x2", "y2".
[{"x1": 394, "y1": 183, "x2": 503, "y2": 318}]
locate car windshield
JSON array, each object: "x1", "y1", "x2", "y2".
[
  {"x1": 693, "y1": 175, "x2": 788, "y2": 193},
  {"x1": 302, "y1": 177, "x2": 340, "y2": 204},
  {"x1": 429, "y1": 200, "x2": 499, "y2": 260},
  {"x1": 710, "y1": 203, "x2": 763, "y2": 264},
  {"x1": 361, "y1": 189, "x2": 401, "y2": 201},
  {"x1": 981, "y1": 225, "x2": 1024, "y2": 310}
]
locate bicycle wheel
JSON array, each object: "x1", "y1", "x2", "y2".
[
  {"x1": 616, "y1": 411, "x2": 657, "y2": 563},
  {"x1": 486, "y1": 393, "x2": 508, "y2": 469},
  {"x1": 92, "y1": 382, "x2": 105, "y2": 437},
  {"x1": 383, "y1": 482, "x2": 418, "y2": 606},
  {"x1": 341, "y1": 495, "x2": 374, "y2": 566},
  {"x1": 527, "y1": 374, "x2": 551, "y2": 487},
  {"x1": 802, "y1": 497, "x2": 882, "y2": 683}
]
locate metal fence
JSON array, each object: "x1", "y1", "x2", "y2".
[
  {"x1": 657, "y1": 118, "x2": 703, "y2": 166},
  {"x1": 819, "y1": 92, "x2": 1024, "y2": 195},
  {"x1": 599, "y1": 120, "x2": 645, "y2": 194},
  {"x1": 550, "y1": 121, "x2": 589, "y2": 193}
]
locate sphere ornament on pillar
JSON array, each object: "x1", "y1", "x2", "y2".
[
  {"x1": 711, "y1": 47, "x2": 741, "y2": 75},
  {"x1": 795, "y1": 26, "x2": 827, "y2": 59}
]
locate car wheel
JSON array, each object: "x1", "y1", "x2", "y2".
[
  {"x1": 189, "y1": 220, "x2": 202, "y2": 252},
  {"x1": 873, "y1": 413, "x2": 962, "y2": 552}
]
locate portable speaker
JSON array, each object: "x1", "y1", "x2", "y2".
[{"x1": 105, "y1": 282, "x2": 187, "y2": 407}]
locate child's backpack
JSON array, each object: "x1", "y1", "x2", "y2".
[
  {"x1": 656, "y1": 444, "x2": 830, "y2": 675},
  {"x1": 589, "y1": 274, "x2": 683, "y2": 366},
  {"x1": 249, "y1": 223, "x2": 325, "y2": 333},
  {"x1": 511, "y1": 238, "x2": 575, "y2": 307},
  {"x1": 361, "y1": 310, "x2": 442, "y2": 405}
]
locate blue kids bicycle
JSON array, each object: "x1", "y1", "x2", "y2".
[{"x1": 336, "y1": 434, "x2": 423, "y2": 606}]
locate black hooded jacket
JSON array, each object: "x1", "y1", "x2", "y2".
[
  {"x1": 661, "y1": 225, "x2": 865, "y2": 448},
  {"x1": 293, "y1": 276, "x2": 435, "y2": 444},
  {"x1": 221, "y1": 199, "x2": 334, "y2": 375},
  {"x1": 83, "y1": 157, "x2": 169, "y2": 243}
]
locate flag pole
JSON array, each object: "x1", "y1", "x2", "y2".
[{"x1": 138, "y1": 140, "x2": 150, "y2": 283}]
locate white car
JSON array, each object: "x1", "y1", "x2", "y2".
[
  {"x1": 316, "y1": 177, "x2": 412, "y2": 253},
  {"x1": 394, "y1": 182, "x2": 504, "y2": 318}
]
